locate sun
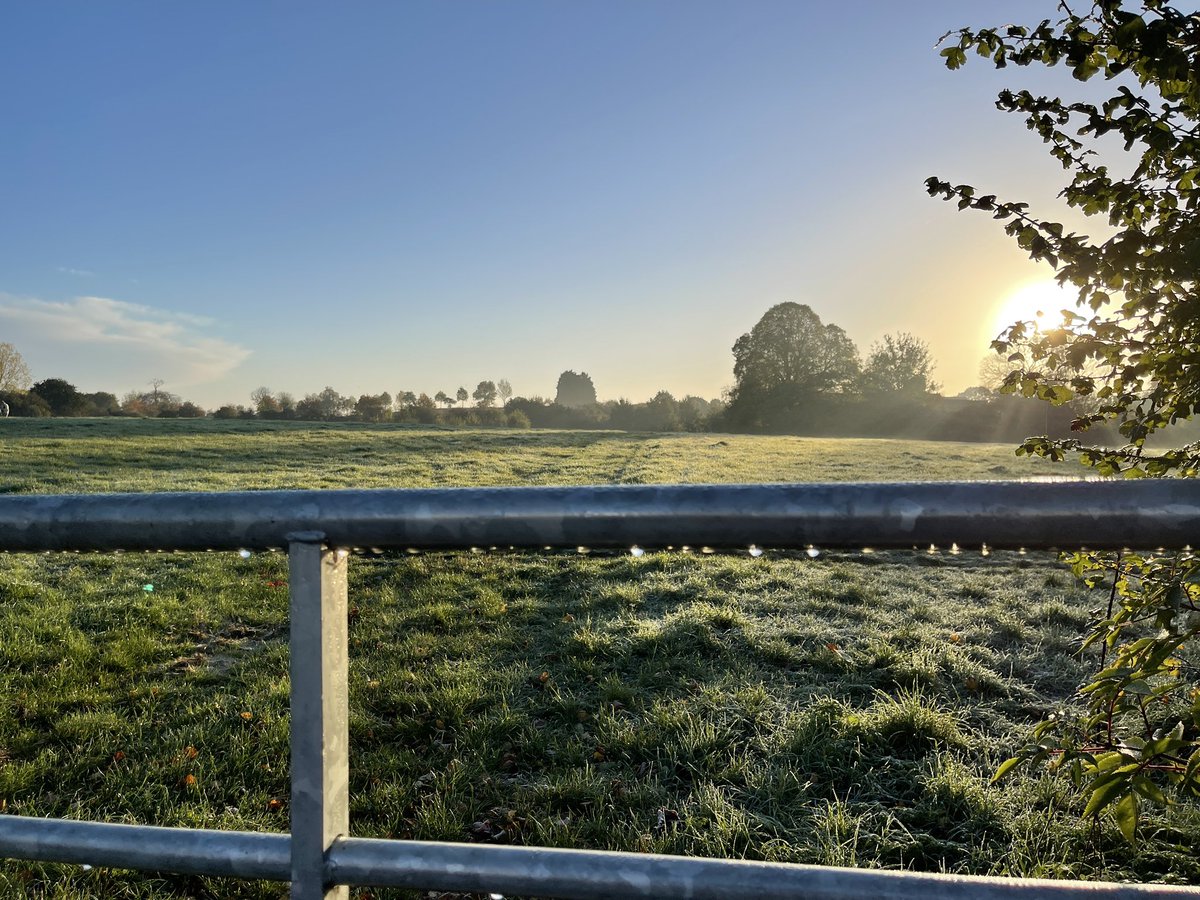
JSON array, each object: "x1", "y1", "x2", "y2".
[{"x1": 991, "y1": 280, "x2": 1080, "y2": 339}]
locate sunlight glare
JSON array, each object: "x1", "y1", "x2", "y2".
[{"x1": 992, "y1": 280, "x2": 1078, "y2": 338}]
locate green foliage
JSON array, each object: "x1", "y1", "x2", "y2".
[
  {"x1": 931, "y1": 0, "x2": 1200, "y2": 837},
  {"x1": 862, "y1": 332, "x2": 939, "y2": 395},
  {"x1": 472, "y1": 380, "x2": 498, "y2": 408},
  {"x1": 30, "y1": 378, "x2": 86, "y2": 417},
  {"x1": 995, "y1": 549, "x2": 1200, "y2": 840},
  {"x1": 731, "y1": 302, "x2": 860, "y2": 403}
]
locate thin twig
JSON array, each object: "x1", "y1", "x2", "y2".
[{"x1": 1100, "y1": 550, "x2": 1123, "y2": 668}]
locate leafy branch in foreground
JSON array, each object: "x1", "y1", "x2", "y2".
[{"x1": 930, "y1": 1, "x2": 1200, "y2": 838}]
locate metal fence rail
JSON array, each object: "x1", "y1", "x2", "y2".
[
  {"x1": 1, "y1": 480, "x2": 1198, "y2": 552},
  {"x1": 1, "y1": 482, "x2": 1198, "y2": 899}
]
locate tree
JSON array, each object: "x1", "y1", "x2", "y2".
[
  {"x1": 472, "y1": 380, "x2": 498, "y2": 408},
  {"x1": 0, "y1": 343, "x2": 32, "y2": 392},
  {"x1": 861, "y1": 333, "x2": 938, "y2": 395},
  {"x1": 354, "y1": 393, "x2": 392, "y2": 422},
  {"x1": 295, "y1": 395, "x2": 323, "y2": 420},
  {"x1": 413, "y1": 392, "x2": 438, "y2": 424},
  {"x1": 82, "y1": 391, "x2": 120, "y2": 416},
  {"x1": 176, "y1": 401, "x2": 206, "y2": 418},
  {"x1": 731, "y1": 302, "x2": 860, "y2": 399},
  {"x1": 30, "y1": 378, "x2": 85, "y2": 416},
  {"x1": 251, "y1": 386, "x2": 281, "y2": 418},
  {"x1": 121, "y1": 388, "x2": 182, "y2": 416},
  {"x1": 298, "y1": 386, "x2": 353, "y2": 420},
  {"x1": 977, "y1": 351, "x2": 1016, "y2": 394},
  {"x1": 0, "y1": 390, "x2": 50, "y2": 417},
  {"x1": 555, "y1": 371, "x2": 597, "y2": 408},
  {"x1": 956, "y1": 385, "x2": 998, "y2": 403},
  {"x1": 456, "y1": 386, "x2": 468, "y2": 407},
  {"x1": 929, "y1": 1, "x2": 1200, "y2": 837},
  {"x1": 497, "y1": 379, "x2": 513, "y2": 406},
  {"x1": 434, "y1": 390, "x2": 453, "y2": 408}
]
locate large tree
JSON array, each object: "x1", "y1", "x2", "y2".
[
  {"x1": 472, "y1": 380, "x2": 498, "y2": 408},
  {"x1": 555, "y1": 371, "x2": 597, "y2": 408},
  {"x1": 0, "y1": 343, "x2": 32, "y2": 392},
  {"x1": 250, "y1": 386, "x2": 280, "y2": 417},
  {"x1": 861, "y1": 332, "x2": 938, "y2": 395},
  {"x1": 731, "y1": 302, "x2": 860, "y2": 399},
  {"x1": 929, "y1": 0, "x2": 1200, "y2": 836},
  {"x1": 30, "y1": 378, "x2": 85, "y2": 416}
]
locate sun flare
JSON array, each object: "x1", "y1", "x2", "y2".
[{"x1": 991, "y1": 280, "x2": 1080, "y2": 339}]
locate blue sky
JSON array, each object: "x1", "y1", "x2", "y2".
[{"x1": 1, "y1": 2, "x2": 1101, "y2": 407}]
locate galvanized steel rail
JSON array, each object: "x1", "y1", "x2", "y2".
[
  {"x1": 0, "y1": 480, "x2": 1197, "y2": 552},
  {"x1": 0, "y1": 482, "x2": 1198, "y2": 899}
]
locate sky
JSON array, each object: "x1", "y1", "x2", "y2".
[{"x1": 0, "y1": 1, "x2": 1114, "y2": 408}]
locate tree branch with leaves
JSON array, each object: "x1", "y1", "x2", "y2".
[{"x1": 929, "y1": 0, "x2": 1200, "y2": 840}]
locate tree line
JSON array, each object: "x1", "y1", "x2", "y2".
[
  {"x1": 0, "y1": 308, "x2": 1087, "y2": 442},
  {"x1": 0, "y1": 346, "x2": 727, "y2": 432},
  {"x1": 227, "y1": 370, "x2": 724, "y2": 432},
  {"x1": 717, "y1": 301, "x2": 1096, "y2": 442}
]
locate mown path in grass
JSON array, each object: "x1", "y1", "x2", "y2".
[{"x1": 0, "y1": 421, "x2": 1195, "y2": 898}]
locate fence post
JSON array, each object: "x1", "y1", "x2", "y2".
[{"x1": 288, "y1": 533, "x2": 350, "y2": 899}]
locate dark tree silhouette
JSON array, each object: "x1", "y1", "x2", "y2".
[
  {"x1": 554, "y1": 371, "x2": 597, "y2": 408},
  {"x1": 30, "y1": 378, "x2": 86, "y2": 416},
  {"x1": 731, "y1": 302, "x2": 860, "y2": 398},
  {"x1": 472, "y1": 380, "x2": 498, "y2": 407}
]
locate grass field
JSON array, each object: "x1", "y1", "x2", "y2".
[{"x1": 1, "y1": 420, "x2": 1196, "y2": 898}]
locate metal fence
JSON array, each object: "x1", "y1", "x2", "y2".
[{"x1": 1, "y1": 481, "x2": 1199, "y2": 899}]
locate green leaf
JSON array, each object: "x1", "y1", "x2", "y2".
[
  {"x1": 993, "y1": 756, "x2": 1024, "y2": 783},
  {"x1": 1132, "y1": 776, "x2": 1167, "y2": 806},
  {"x1": 1113, "y1": 792, "x2": 1139, "y2": 842},
  {"x1": 1084, "y1": 772, "x2": 1130, "y2": 817},
  {"x1": 940, "y1": 47, "x2": 967, "y2": 69}
]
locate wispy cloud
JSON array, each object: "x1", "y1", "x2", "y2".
[
  {"x1": 57, "y1": 266, "x2": 96, "y2": 277},
  {"x1": 0, "y1": 294, "x2": 251, "y2": 386}
]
